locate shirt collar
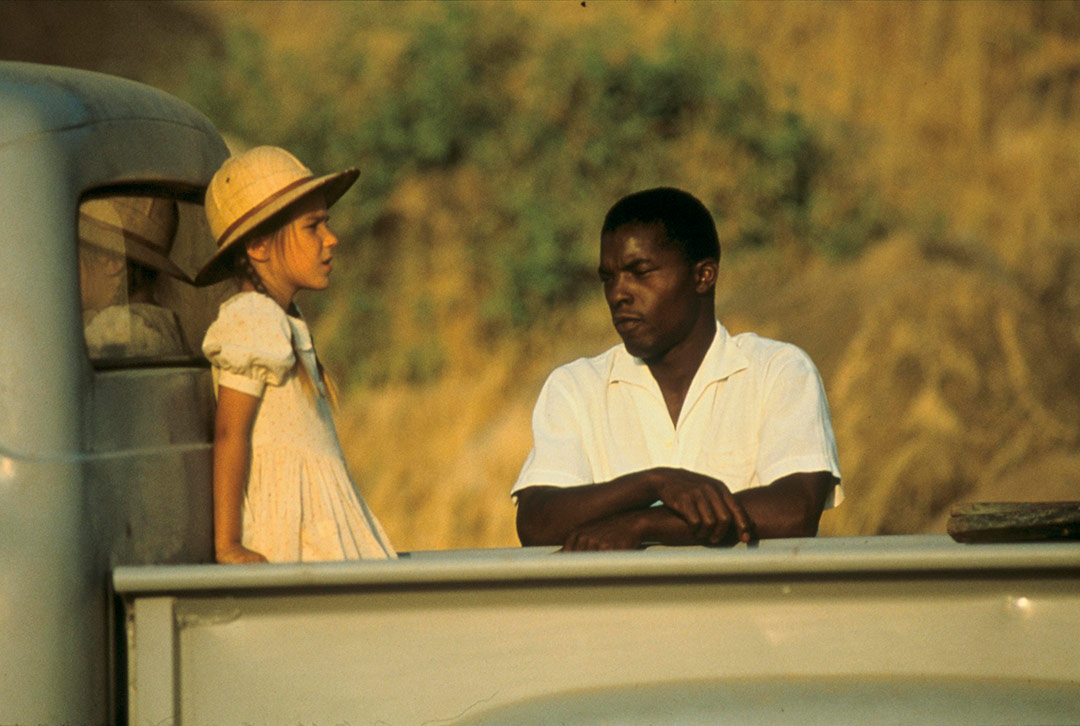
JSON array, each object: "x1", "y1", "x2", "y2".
[{"x1": 609, "y1": 320, "x2": 749, "y2": 388}]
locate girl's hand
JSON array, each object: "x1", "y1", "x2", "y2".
[{"x1": 216, "y1": 543, "x2": 268, "y2": 564}]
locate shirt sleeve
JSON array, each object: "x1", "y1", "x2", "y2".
[
  {"x1": 511, "y1": 370, "x2": 594, "y2": 498},
  {"x1": 755, "y1": 346, "x2": 844, "y2": 507},
  {"x1": 201, "y1": 293, "x2": 295, "y2": 398}
]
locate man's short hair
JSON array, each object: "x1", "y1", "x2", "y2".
[{"x1": 601, "y1": 187, "x2": 720, "y2": 263}]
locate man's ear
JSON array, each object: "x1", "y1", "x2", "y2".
[
  {"x1": 103, "y1": 254, "x2": 126, "y2": 277},
  {"x1": 694, "y1": 258, "x2": 718, "y2": 294}
]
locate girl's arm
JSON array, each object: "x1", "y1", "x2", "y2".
[{"x1": 212, "y1": 385, "x2": 267, "y2": 564}]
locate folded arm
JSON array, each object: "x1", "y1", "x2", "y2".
[
  {"x1": 517, "y1": 469, "x2": 835, "y2": 551},
  {"x1": 735, "y1": 470, "x2": 835, "y2": 539},
  {"x1": 516, "y1": 466, "x2": 755, "y2": 548}
]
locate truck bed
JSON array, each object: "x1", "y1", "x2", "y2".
[{"x1": 114, "y1": 534, "x2": 1080, "y2": 725}]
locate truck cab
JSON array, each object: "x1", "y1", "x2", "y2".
[
  {"x1": 0, "y1": 60, "x2": 230, "y2": 722},
  {"x1": 2, "y1": 61, "x2": 1079, "y2": 726}
]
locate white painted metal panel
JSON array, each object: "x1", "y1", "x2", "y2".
[{"x1": 116, "y1": 536, "x2": 1080, "y2": 725}]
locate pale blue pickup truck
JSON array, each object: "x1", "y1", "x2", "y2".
[{"x1": 1, "y1": 61, "x2": 1078, "y2": 726}]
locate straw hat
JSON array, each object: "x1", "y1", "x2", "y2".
[
  {"x1": 195, "y1": 146, "x2": 359, "y2": 286},
  {"x1": 78, "y1": 196, "x2": 189, "y2": 282}
]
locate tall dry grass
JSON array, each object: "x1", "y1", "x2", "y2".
[
  {"x1": 327, "y1": 168, "x2": 622, "y2": 550},
  {"x1": 7, "y1": 1, "x2": 1077, "y2": 550},
  {"x1": 325, "y1": 2, "x2": 1080, "y2": 550},
  {"x1": 725, "y1": 2, "x2": 1080, "y2": 280},
  {"x1": 715, "y1": 1, "x2": 1080, "y2": 536}
]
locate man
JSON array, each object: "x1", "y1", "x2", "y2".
[
  {"x1": 78, "y1": 195, "x2": 191, "y2": 359},
  {"x1": 513, "y1": 187, "x2": 842, "y2": 551}
]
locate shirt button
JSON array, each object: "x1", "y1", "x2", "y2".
[{"x1": 664, "y1": 439, "x2": 673, "y2": 448}]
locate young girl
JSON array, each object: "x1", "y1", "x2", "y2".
[{"x1": 196, "y1": 146, "x2": 396, "y2": 563}]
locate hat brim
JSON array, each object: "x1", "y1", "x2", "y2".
[
  {"x1": 79, "y1": 212, "x2": 192, "y2": 284},
  {"x1": 194, "y1": 167, "x2": 359, "y2": 287}
]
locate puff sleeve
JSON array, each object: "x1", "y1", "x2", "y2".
[{"x1": 202, "y1": 292, "x2": 295, "y2": 398}]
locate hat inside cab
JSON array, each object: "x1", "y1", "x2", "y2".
[{"x1": 78, "y1": 196, "x2": 189, "y2": 283}]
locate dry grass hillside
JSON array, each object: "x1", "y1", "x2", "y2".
[
  {"x1": 718, "y1": 1, "x2": 1080, "y2": 535},
  {"x1": 3, "y1": 1, "x2": 1078, "y2": 550}
]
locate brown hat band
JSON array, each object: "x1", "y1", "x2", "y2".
[
  {"x1": 78, "y1": 211, "x2": 168, "y2": 258},
  {"x1": 215, "y1": 174, "x2": 316, "y2": 247}
]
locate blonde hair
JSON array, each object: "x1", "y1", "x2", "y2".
[{"x1": 232, "y1": 220, "x2": 339, "y2": 409}]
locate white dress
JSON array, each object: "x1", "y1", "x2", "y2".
[{"x1": 202, "y1": 292, "x2": 396, "y2": 562}]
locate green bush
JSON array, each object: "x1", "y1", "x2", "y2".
[{"x1": 179, "y1": 4, "x2": 890, "y2": 382}]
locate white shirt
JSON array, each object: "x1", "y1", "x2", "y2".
[{"x1": 512, "y1": 323, "x2": 843, "y2": 507}]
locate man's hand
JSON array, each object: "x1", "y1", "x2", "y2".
[
  {"x1": 517, "y1": 469, "x2": 833, "y2": 549},
  {"x1": 516, "y1": 468, "x2": 754, "y2": 547},
  {"x1": 561, "y1": 511, "x2": 647, "y2": 551},
  {"x1": 649, "y1": 468, "x2": 753, "y2": 544}
]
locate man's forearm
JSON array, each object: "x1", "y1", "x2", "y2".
[
  {"x1": 559, "y1": 506, "x2": 697, "y2": 551},
  {"x1": 517, "y1": 469, "x2": 833, "y2": 548},
  {"x1": 568, "y1": 472, "x2": 834, "y2": 550},
  {"x1": 634, "y1": 506, "x2": 703, "y2": 546},
  {"x1": 732, "y1": 471, "x2": 835, "y2": 539},
  {"x1": 515, "y1": 471, "x2": 661, "y2": 546},
  {"x1": 610, "y1": 475, "x2": 832, "y2": 546}
]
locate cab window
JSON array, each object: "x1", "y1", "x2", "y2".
[{"x1": 77, "y1": 190, "x2": 237, "y2": 366}]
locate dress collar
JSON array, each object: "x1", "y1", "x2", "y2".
[{"x1": 285, "y1": 306, "x2": 314, "y2": 352}]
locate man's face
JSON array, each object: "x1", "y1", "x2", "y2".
[
  {"x1": 598, "y1": 221, "x2": 712, "y2": 363},
  {"x1": 78, "y1": 243, "x2": 125, "y2": 314}
]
